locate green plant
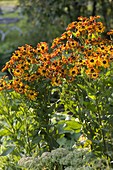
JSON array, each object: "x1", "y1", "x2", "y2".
[
  {"x1": 49, "y1": 16, "x2": 113, "y2": 159},
  {"x1": 0, "y1": 15, "x2": 113, "y2": 169},
  {"x1": 18, "y1": 148, "x2": 112, "y2": 170},
  {"x1": 0, "y1": 90, "x2": 81, "y2": 169}
]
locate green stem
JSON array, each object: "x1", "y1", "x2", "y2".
[
  {"x1": 95, "y1": 82, "x2": 107, "y2": 155},
  {"x1": 24, "y1": 106, "x2": 32, "y2": 156},
  {"x1": 3, "y1": 92, "x2": 16, "y2": 134}
]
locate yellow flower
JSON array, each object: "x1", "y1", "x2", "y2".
[
  {"x1": 36, "y1": 42, "x2": 48, "y2": 54},
  {"x1": 0, "y1": 81, "x2": 6, "y2": 91},
  {"x1": 12, "y1": 81, "x2": 25, "y2": 94},
  {"x1": 107, "y1": 29, "x2": 113, "y2": 35},
  {"x1": 69, "y1": 66, "x2": 78, "y2": 77},
  {"x1": 51, "y1": 77, "x2": 61, "y2": 86},
  {"x1": 66, "y1": 21, "x2": 77, "y2": 31},
  {"x1": 91, "y1": 72, "x2": 99, "y2": 79},
  {"x1": 27, "y1": 90, "x2": 38, "y2": 100},
  {"x1": 86, "y1": 57, "x2": 97, "y2": 67},
  {"x1": 100, "y1": 57, "x2": 109, "y2": 68},
  {"x1": 86, "y1": 67, "x2": 99, "y2": 79},
  {"x1": 12, "y1": 78, "x2": 21, "y2": 88},
  {"x1": 13, "y1": 68, "x2": 24, "y2": 77},
  {"x1": 38, "y1": 66, "x2": 48, "y2": 77},
  {"x1": 6, "y1": 81, "x2": 13, "y2": 90}
]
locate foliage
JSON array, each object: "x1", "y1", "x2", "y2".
[
  {"x1": 50, "y1": 16, "x2": 113, "y2": 159},
  {"x1": 60, "y1": 72, "x2": 113, "y2": 157},
  {"x1": 0, "y1": 15, "x2": 113, "y2": 169},
  {"x1": 0, "y1": 89, "x2": 56, "y2": 167},
  {"x1": 0, "y1": 90, "x2": 81, "y2": 169},
  {"x1": 18, "y1": 148, "x2": 112, "y2": 170},
  {"x1": 19, "y1": 0, "x2": 113, "y2": 40}
]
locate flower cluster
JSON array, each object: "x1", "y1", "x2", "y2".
[
  {"x1": 1, "y1": 43, "x2": 51, "y2": 100},
  {"x1": 50, "y1": 16, "x2": 113, "y2": 80},
  {"x1": 1, "y1": 16, "x2": 113, "y2": 100}
]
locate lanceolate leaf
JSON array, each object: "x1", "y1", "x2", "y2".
[{"x1": 0, "y1": 146, "x2": 15, "y2": 156}]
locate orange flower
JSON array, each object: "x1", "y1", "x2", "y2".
[
  {"x1": 78, "y1": 16, "x2": 88, "y2": 21},
  {"x1": 13, "y1": 68, "x2": 24, "y2": 77},
  {"x1": 38, "y1": 65, "x2": 49, "y2": 77},
  {"x1": 100, "y1": 57, "x2": 109, "y2": 68},
  {"x1": 86, "y1": 67, "x2": 99, "y2": 79},
  {"x1": 109, "y1": 54, "x2": 113, "y2": 62},
  {"x1": 6, "y1": 81, "x2": 13, "y2": 90},
  {"x1": 12, "y1": 78, "x2": 21, "y2": 88},
  {"x1": 28, "y1": 74, "x2": 39, "y2": 82},
  {"x1": 39, "y1": 53, "x2": 51, "y2": 63},
  {"x1": 2, "y1": 62, "x2": 10, "y2": 72},
  {"x1": 51, "y1": 77, "x2": 62, "y2": 86},
  {"x1": 67, "y1": 38, "x2": 79, "y2": 49},
  {"x1": 51, "y1": 37, "x2": 61, "y2": 49},
  {"x1": 91, "y1": 72, "x2": 99, "y2": 79},
  {"x1": 36, "y1": 42, "x2": 48, "y2": 54},
  {"x1": 86, "y1": 56, "x2": 98, "y2": 68},
  {"x1": 14, "y1": 86, "x2": 24, "y2": 94},
  {"x1": 69, "y1": 66, "x2": 78, "y2": 78},
  {"x1": 0, "y1": 81, "x2": 6, "y2": 91},
  {"x1": 107, "y1": 30, "x2": 113, "y2": 35},
  {"x1": 66, "y1": 21, "x2": 77, "y2": 31},
  {"x1": 94, "y1": 22, "x2": 105, "y2": 33},
  {"x1": 26, "y1": 90, "x2": 38, "y2": 100}
]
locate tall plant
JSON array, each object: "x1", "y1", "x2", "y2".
[
  {"x1": 0, "y1": 42, "x2": 63, "y2": 167},
  {"x1": 49, "y1": 16, "x2": 113, "y2": 158},
  {"x1": 0, "y1": 16, "x2": 113, "y2": 168}
]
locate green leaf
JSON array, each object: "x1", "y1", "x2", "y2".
[
  {"x1": 0, "y1": 146, "x2": 15, "y2": 156},
  {"x1": 77, "y1": 83, "x2": 86, "y2": 91},
  {"x1": 57, "y1": 137, "x2": 67, "y2": 146},
  {"x1": 32, "y1": 136, "x2": 42, "y2": 144},
  {"x1": 88, "y1": 93, "x2": 96, "y2": 100},
  {"x1": 72, "y1": 32, "x2": 77, "y2": 37},
  {"x1": 0, "y1": 129, "x2": 11, "y2": 136},
  {"x1": 64, "y1": 120, "x2": 81, "y2": 132}
]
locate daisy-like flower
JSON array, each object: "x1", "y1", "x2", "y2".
[
  {"x1": 12, "y1": 78, "x2": 21, "y2": 89},
  {"x1": 13, "y1": 68, "x2": 24, "y2": 77},
  {"x1": 6, "y1": 81, "x2": 13, "y2": 90},
  {"x1": 15, "y1": 85, "x2": 25, "y2": 94},
  {"x1": 51, "y1": 77, "x2": 62, "y2": 86},
  {"x1": 66, "y1": 21, "x2": 77, "y2": 31},
  {"x1": 86, "y1": 56, "x2": 97, "y2": 67},
  {"x1": 94, "y1": 22, "x2": 105, "y2": 33},
  {"x1": 60, "y1": 31, "x2": 72, "y2": 41},
  {"x1": 51, "y1": 37, "x2": 62, "y2": 49},
  {"x1": 36, "y1": 42, "x2": 48, "y2": 54},
  {"x1": 109, "y1": 54, "x2": 113, "y2": 62},
  {"x1": 91, "y1": 72, "x2": 99, "y2": 79},
  {"x1": 86, "y1": 67, "x2": 99, "y2": 79},
  {"x1": 67, "y1": 38, "x2": 79, "y2": 50},
  {"x1": 107, "y1": 29, "x2": 113, "y2": 35},
  {"x1": 69, "y1": 66, "x2": 79, "y2": 78},
  {"x1": 38, "y1": 65, "x2": 48, "y2": 77},
  {"x1": 28, "y1": 73, "x2": 39, "y2": 82},
  {"x1": 100, "y1": 57, "x2": 109, "y2": 68},
  {"x1": 26, "y1": 90, "x2": 38, "y2": 100},
  {"x1": 2, "y1": 62, "x2": 10, "y2": 72},
  {"x1": 0, "y1": 81, "x2": 6, "y2": 91}
]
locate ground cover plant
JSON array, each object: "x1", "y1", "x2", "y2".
[
  {"x1": 0, "y1": 15, "x2": 113, "y2": 169},
  {"x1": 19, "y1": 148, "x2": 112, "y2": 170}
]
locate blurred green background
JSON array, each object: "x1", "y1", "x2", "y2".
[{"x1": 0, "y1": 0, "x2": 113, "y2": 74}]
